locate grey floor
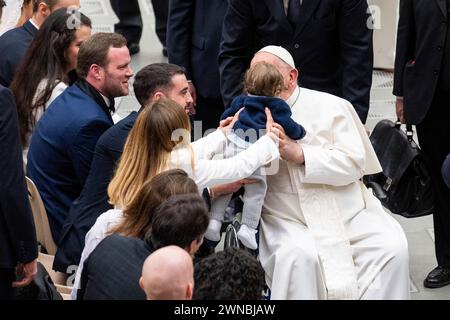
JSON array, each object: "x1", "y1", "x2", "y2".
[{"x1": 81, "y1": 0, "x2": 449, "y2": 300}]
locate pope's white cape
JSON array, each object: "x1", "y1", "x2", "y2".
[{"x1": 259, "y1": 86, "x2": 410, "y2": 300}]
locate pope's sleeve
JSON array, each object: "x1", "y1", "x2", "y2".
[{"x1": 297, "y1": 102, "x2": 367, "y2": 186}]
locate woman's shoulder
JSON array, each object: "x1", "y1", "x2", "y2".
[
  {"x1": 98, "y1": 208, "x2": 123, "y2": 221},
  {"x1": 91, "y1": 209, "x2": 124, "y2": 233},
  {"x1": 54, "y1": 80, "x2": 69, "y2": 91}
]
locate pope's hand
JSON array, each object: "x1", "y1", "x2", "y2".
[{"x1": 271, "y1": 122, "x2": 305, "y2": 165}]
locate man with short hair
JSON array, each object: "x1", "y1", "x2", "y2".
[
  {"x1": 53, "y1": 63, "x2": 193, "y2": 272},
  {"x1": 76, "y1": 193, "x2": 208, "y2": 300},
  {"x1": 193, "y1": 247, "x2": 265, "y2": 300},
  {"x1": 27, "y1": 32, "x2": 133, "y2": 244},
  {"x1": 140, "y1": 246, "x2": 194, "y2": 300},
  {"x1": 0, "y1": 0, "x2": 81, "y2": 87}
]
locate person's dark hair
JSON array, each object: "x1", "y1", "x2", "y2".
[
  {"x1": 147, "y1": 193, "x2": 209, "y2": 249},
  {"x1": 10, "y1": 7, "x2": 91, "y2": 146},
  {"x1": 0, "y1": 0, "x2": 5, "y2": 19},
  {"x1": 193, "y1": 247, "x2": 265, "y2": 300},
  {"x1": 110, "y1": 169, "x2": 199, "y2": 239},
  {"x1": 32, "y1": 0, "x2": 58, "y2": 13},
  {"x1": 76, "y1": 32, "x2": 127, "y2": 79},
  {"x1": 133, "y1": 63, "x2": 186, "y2": 107}
]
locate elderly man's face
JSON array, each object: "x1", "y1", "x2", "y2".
[{"x1": 251, "y1": 52, "x2": 295, "y2": 100}]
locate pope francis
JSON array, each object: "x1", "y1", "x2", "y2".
[{"x1": 254, "y1": 46, "x2": 410, "y2": 300}]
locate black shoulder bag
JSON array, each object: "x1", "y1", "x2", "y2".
[{"x1": 363, "y1": 119, "x2": 435, "y2": 218}]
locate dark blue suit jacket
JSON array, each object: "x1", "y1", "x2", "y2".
[
  {"x1": 167, "y1": 0, "x2": 228, "y2": 99},
  {"x1": 0, "y1": 85, "x2": 38, "y2": 269},
  {"x1": 26, "y1": 83, "x2": 113, "y2": 243},
  {"x1": 219, "y1": 0, "x2": 373, "y2": 123},
  {"x1": 53, "y1": 112, "x2": 138, "y2": 272},
  {"x1": 393, "y1": 0, "x2": 450, "y2": 124},
  {"x1": 77, "y1": 234, "x2": 152, "y2": 300},
  {"x1": 0, "y1": 20, "x2": 38, "y2": 87}
]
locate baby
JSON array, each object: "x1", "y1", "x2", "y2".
[{"x1": 205, "y1": 61, "x2": 306, "y2": 249}]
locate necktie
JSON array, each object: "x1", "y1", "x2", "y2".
[
  {"x1": 287, "y1": 0, "x2": 301, "y2": 29},
  {"x1": 109, "y1": 99, "x2": 116, "y2": 114}
]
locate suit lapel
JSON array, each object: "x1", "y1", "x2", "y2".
[
  {"x1": 264, "y1": 0, "x2": 294, "y2": 34},
  {"x1": 436, "y1": 0, "x2": 447, "y2": 17},
  {"x1": 294, "y1": 0, "x2": 321, "y2": 38}
]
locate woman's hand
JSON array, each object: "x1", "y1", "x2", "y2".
[{"x1": 218, "y1": 108, "x2": 243, "y2": 136}]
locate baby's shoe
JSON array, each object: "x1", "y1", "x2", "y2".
[
  {"x1": 205, "y1": 219, "x2": 222, "y2": 242},
  {"x1": 237, "y1": 224, "x2": 258, "y2": 250}
]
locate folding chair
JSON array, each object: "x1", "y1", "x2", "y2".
[
  {"x1": 26, "y1": 177, "x2": 57, "y2": 255},
  {"x1": 37, "y1": 252, "x2": 68, "y2": 287}
]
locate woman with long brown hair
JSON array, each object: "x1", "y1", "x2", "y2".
[
  {"x1": 72, "y1": 169, "x2": 199, "y2": 298},
  {"x1": 108, "y1": 98, "x2": 280, "y2": 210},
  {"x1": 10, "y1": 7, "x2": 92, "y2": 162}
]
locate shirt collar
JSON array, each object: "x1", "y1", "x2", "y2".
[
  {"x1": 284, "y1": 0, "x2": 303, "y2": 14},
  {"x1": 29, "y1": 18, "x2": 39, "y2": 30},
  {"x1": 285, "y1": 86, "x2": 301, "y2": 108},
  {"x1": 100, "y1": 94, "x2": 111, "y2": 109}
]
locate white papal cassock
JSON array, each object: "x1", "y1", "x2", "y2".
[{"x1": 259, "y1": 86, "x2": 410, "y2": 300}]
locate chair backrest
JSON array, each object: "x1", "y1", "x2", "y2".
[
  {"x1": 60, "y1": 293, "x2": 71, "y2": 300},
  {"x1": 38, "y1": 252, "x2": 69, "y2": 286},
  {"x1": 38, "y1": 252, "x2": 72, "y2": 300},
  {"x1": 26, "y1": 177, "x2": 57, "y2": 255}
]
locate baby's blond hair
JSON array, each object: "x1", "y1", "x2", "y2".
[{"x1": 244, "y1": 61, "x2": 284, "y2": 97}]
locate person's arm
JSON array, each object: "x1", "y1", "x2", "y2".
[
  {"x1": 393, "y1": 0, "x2": 414, "y2": 123},
  {"x1": 190, "y1": 109, "x2": 242, "y2": 159},
  {"x1": 69, "y1": 120, "x2": 111, "y2": 186},
  {"x1": 338, "y1": 0, "x2": 373, "y2": 123},
  {"x1": 71, "y1": 210, "x2": 121, "y2": 299},
  {"x1": 74, "y1": 255, "x2": 91, "y2": 300},
  {"x1": 190, "y1": 129, "x2": 228, "y2": 159},
  {"x1": 167, "y1": 0, "x2": 194, "y2": 78},
  {"x1": 270, "y1": 100, "x2": 306, "y2": 140},
  {"x1": 280, "y1": 103, "x2": 369, "y2": 187},
  {"x1": 0, "y1": 86, "x2": 38, "y2": 285},
  {"x1": 192, "y1": 134, "x2": 279, "y2": 188},
  {"x1": 219, "y1": 0, "x2": 255, "y2": 107},
  {"x1": 167, "y1": 0, "x2": 197, "y2": 112}
]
